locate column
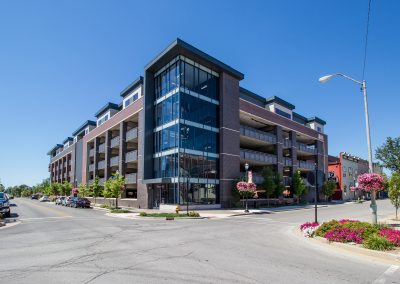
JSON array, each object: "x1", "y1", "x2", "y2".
[
  {"x1": 93, "y1": 137, "x2": 100, "y2": 179},
  {"x1": 275, "y1": 125, "x2": 283, "y2": 177},
  {"x1": 290, "y1": 131, "x2": 298, "y2": 174},
  {"x1": 118, "y1": 121, "x2": 127, "y2": 176},
  {"x1": 137, "y1": 110, "x2": 150, "y2": 208},
  {"x1": 104, "y1": 131, "x2": 112, "y2": 179}
]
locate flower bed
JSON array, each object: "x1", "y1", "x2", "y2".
[{"x1": 299, "y1": 219, "x2": 400, "y2": 251}]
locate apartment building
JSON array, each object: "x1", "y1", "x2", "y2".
[
  {"x1": 48, "y1": 38, "x2": 328, "y2": 209},
  {"x1": 328, "y1": 152, "x2": 384, "y2": 201}
]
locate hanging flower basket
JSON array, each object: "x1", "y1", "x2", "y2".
[
  {"x1": 71, "y1": 188, "x2": 79, "y2": 195},
  {"x1": 236, "y1": 181, "x2": 257, "y2": 193},
  {"x1": 357, "y1": 173, "x2": 384, "y2": 192}
]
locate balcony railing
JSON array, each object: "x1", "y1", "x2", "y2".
[
  {"x1": 283, "y1": 157, "x2": 292, "y2": 166},
  {"x1": 240, "y1": 148, "x2": 277, "y2": 164},
  {"x1": 126, "y1": 127, "x2": 138, "y2": 141},
  {"x1": 63, "y1": 173, "x2": 67, "y2": 179},
  {"x1": 125, "y1": 173, "x2": 137, "y2": 184},
  {"x1": 89, "y1": 148, "x2": 95, "y2": 157},
  {"x1": 283, "y1": 176, "x2": 291, "y2": 186},
  {"x1": 240, "y1": 125, "x2": 276, "y2": 144},
  {"x1": 126, "y1": 150, "x2": 138, "y2": 163},
  {"x1": 283, "y1": 139, "x2": 292, "y2": 148},
  {"x1": 111, "y1": 136, "x2": 120, "y2": 148},
  {"x1": 98, "y1": 160, "x2": 106, "y2": 170},
  {"x1": 99, "y1": 143, "x2": 106, "y2": 153},
  {"x1": 110, "y1": 156, "x2": 119, "y2": 167},
  {"x1": 298, "y1": 160, "x2": 315, "y2": 170},
  {"x1": 89, "y1": 164, "x2": 94, "y2": 171},
  {"x1": 298, "y1": 143, "x2": 316, "y2": 154},
  {"x1": 99, "y1": 177, "x2": 106, "y2": 185}
]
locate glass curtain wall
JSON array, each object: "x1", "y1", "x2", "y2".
[{"x1": 153, "y1": 57, "x2": 220, "y2": 204}]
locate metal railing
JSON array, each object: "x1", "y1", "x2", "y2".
[
  {"x1": 283, "y1": 157, "x2": 292, "y2": 166},
  {"x1": 99, "y1": 177, "x2": 106, "y2": 185},
  {"x1": 99, "y1": 143, "x2": 106, "y2": 153},
  {"x1": 283, "y1": 176, "x2": 291, "y2": 186},
  {"x1": 240, "y1": 125, "x2": 276, "y2": 144},
  {"x1": 298, "y1": 142, "x2": 316, "y2": 154},
  {"x1": 89, "y1": 148, "x2": 95, "y2": 157},
  {"x1": 126, "y1": 127, "x2": 138, "y2": 141},
  {"x1": 89, "y1": 164, "x2": 94, "y2": 171},
  {"x1": 298, "y1": 160, "x2": 315, "y2": 170},
  {"x1": 240, "y1": 148, "x2": 277, "y2": 164},
  {"x1": 126, "y1": 150, "x2": 138, "y2": 162},
  {"x1": 110, "y1": 136, "x2": 120, "y2": 148},
  {"x1": 283, "y1": 139, "x2": 292, "y2": 148},
  {"x1": 110, "y1": 156, "x2": 119, "y2": 167},
  {"x1": 98, "y1": 160, "x2": 106, "y2": 170},
  {"x1": 125, "y1": 173, "x2": 137, "y2": 184}
]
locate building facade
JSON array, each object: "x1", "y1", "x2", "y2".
[
  {"x1": 48, "y1": 38, "x2": 328, "y2": 209},
  {"x1": 328, "y1": 152, "x2": 383, "y2": 201}
]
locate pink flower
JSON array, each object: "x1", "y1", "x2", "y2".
[
  {"x1": 300, "y1": 222, "x2": 319, "y2": 231},
  {"x1": 324, "y1": 227, "x2": 364, "y2": 244},
  {"x1": 338, "y1": 219, "x2": 359, "y2": 224},
  {"x1": 380, "y1": 228, "x2": 400, "y2": 246},
  {"x1": 71, "y1": 188, "x2": 79, "y2": 194},
  {"x1": 236, "y1": 181, "x2": 257, "y2": 193},
  {"x1": 357, "y1": 173, "x2": 384, "y2": 192}
]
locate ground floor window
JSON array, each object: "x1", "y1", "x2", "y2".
[{"x1": 152, "y1": 183, "x2": 219, "y2": 205}]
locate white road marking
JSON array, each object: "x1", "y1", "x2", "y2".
[
  {"x1": 20, "y1": 216, "x2": 73, "y2": 221},
  {"x1": 373, "y1": 265, "x2": 399, "y2": 284}
]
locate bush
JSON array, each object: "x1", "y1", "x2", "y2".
[
  {"x1": 379, "y1": 228, "x2": 400, "y2": 246},
  {"x1": 363, "y1": 234, "x2": 394, "y2": 251},
  {"x1": 139, "y1": 212, "x2": 147, "y2": 217},
  {"x1": 188, "y1": 211, "x2": 200, "y2": 217},
  {"x1": 100, "y1": 204, "x2": 110, "y2": 209},
  {"x1": 324, "y1": 227, "x2": 364, "y2": 244},
  {"x1": 111, "y1": 209, "x2": 130, "y2": 214},
  {"x1": 315, "y1": 220, "x2": 341, "y2": 237},
  {"x1": 341, "y1": 221, "x2": 378, "y2": 240}
]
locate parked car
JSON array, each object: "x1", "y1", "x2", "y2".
[
  {"x1": 39, "y1": 196, "x2": 50, "y2": 202},
  {"x1": 63, "y1": 196, "x2": 74, "y2": 207},
  {"x1": 0, "y1": 192, "x2": 10, "y2": 218},
  {"x1": 70, "y1": 197, "x2": 91, "y2": 208},
  {"x1": 55, "y1": 196, "x2": 65, "y2": 205},
  {"x1": 31, "y1": 194, "x2": 39, "y2": 200}
]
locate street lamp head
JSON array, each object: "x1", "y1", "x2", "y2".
[
  {"x1": 244, "y1": 163, "x2": 249, "y2": 171},
  {"x1": 318, "y1": 75, "x2": 334, "y2": 83}
]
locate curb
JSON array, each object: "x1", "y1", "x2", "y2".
[
  {"x1": 0, "y1": 221, "x2": 21, "y2": 230},
  {"x1": 293, "y1": 227, "x2": 400, "y2": 264}
]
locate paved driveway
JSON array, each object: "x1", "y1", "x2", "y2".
[{"x1": 1, "y1": 198, "x2": 399, "y2": 283}]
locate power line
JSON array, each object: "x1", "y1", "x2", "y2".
[{"x1": 362, "y1": 0, "x2": 372, "y2": 81}]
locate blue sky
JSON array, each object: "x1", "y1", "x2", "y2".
[{"x1": 0, "y1": 0, "x2": 398, "y2": 187}]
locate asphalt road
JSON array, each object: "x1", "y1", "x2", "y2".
[{"x1": 1, "y1": 198, "x2": 400, "y2": 283}]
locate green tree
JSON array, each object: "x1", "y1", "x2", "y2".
[
  {"x1": 322, "y1": 180, "x2": 336, "y2": 202},
  {"x1": 61, "y1": 181, "x2": 72, "y2": 196},
  {"x1": 79, "y1": 183, "x2": 88, "y2": 198},
  {"x1": 274, "y1": 173, "x2": 285, "y2": 198},
  {"x1": 292, "y1": 171, "x2": 307, "y2": 204},
  {"x1": 389, "y1": 173, "x2": 400, "y2": 219},
  {"x1": 103, "y1": 172, "x2": 126, "y2": 209},
  {"x1": 261, "y1": 167, "x2": 276, "y2": 206},
  {"x1": 91, "y1": 176, "x2": 101, "y2": 204},
  {"x1": 375, "y1": 137, "x2": 400, "y2": 173},
  {"x1": 0, "y1": 179, "x2": 5, "y2": 192}
]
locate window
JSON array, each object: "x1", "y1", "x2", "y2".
[
  {"x1": 84, "y1": 128, "x2": 90, "y2": 135},
  {"x1": 317, "y1": 126, "x2": 322, "y2": 132},
  {"x1": 124, "y1": 92, "x2": 139, "y2": 108},
  {"x1": 275, "y1": 108, "x2": 292, "y2": 119},
  {"x1": 97, "y1": 114, "x2": 109, "y2": 126}
]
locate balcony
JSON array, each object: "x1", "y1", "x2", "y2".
[
  {"x1": 240, "y1": 125, "x2": 276, "y2": 144},
  {"x1": 89, "y1": 148, "x2": 95, "y2": 157},
  {"x1": 298, "y1": 160, "x2": 315, "y2": 170},
  {"x1": 126, "y1": 127, "x2": 138, "y2": 142},
  {"x1": 240, "y1": 148, "x2": 277, "y2": 165},
  {"x1": 283, "y1": 157, "x2": 292, "y2": 166},
  {"x1": 298, "y1": 143, "x2": 316, "y2": 154},
  {"x1": 99, "y1": 143, "x2": 106, "y2": 153},
  {"x1": 125, "y1": 173, "x2": 137, "y2": 184},
  {"x1": 283, "y1": 176, "x2": 291, "y2": 186},
  {"x1": 63, "y1": 173, "x2": 67, "y2": 179},
  {"x1": 99, "y1": 177, "x2": 106, "y2": 185},
  {"x1": 110, "y1": 156, "x2": 119, "y2": 167},
  {"x1": 111, "y1": 136, "x2": 120, "y2": 148},
  {"x1": 89, "y1": 163, "x2": 95, "y2": 171},
  {"x1": 98, "y1": 160, "x2": 106, "y2": 170},
  {"x1": 283, "y1": 139, "x2": 292, "y2": 148},
  {"x1": 126, "y1": 150, "x2": 138, "y2": 163}
]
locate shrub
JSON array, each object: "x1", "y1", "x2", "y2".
[
  {"x1": 338, "y1": 219, "x2": 359, "y2": 224},
  {"x1": 315, "y1": 220, "x2": 341, "y2": 237},
  {"x1": 100, "y1": 204, "x2": 110, "y2": 209},
  {"x1": 188, "y1": 211, "x2": 200, "y2": 217},
  {"x1": 300, "y1": 222, "x2": 319, "y2": 231},
  {"x1": 324, "y1": 227, "x2": 364, "y2": 244},
  {"x1": 111, "y1": 209, "x2": 130, "y2": 214},
  {"x1": 139, "y1": 212, "x2": 147, "y2": 217},
  {"x1": 379, "y1": 228, "x2": 400, "y2": 246},
  {"x1": 363, "y1": 234, "x2": 394, "y2": 251},
  {"x1": 341, "y1": 221, "x2": 378, "y2": 240}
]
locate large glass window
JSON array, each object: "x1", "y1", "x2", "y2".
[
  {"x1": 154, "y1": 124, "x2": 179, "y2": 153},
  {"x1": 155, "y1": 62, "x2": 180, "y2": 99},
  {"x1": 180, "y1": 93, "x2": 218, "y2": 127},
  {"x1": 153, "y1": 153, "x2": 178, "y2": 178},
  {"x1": 179, "y1": 184, "x2": 219, "y2": 205},
  {"x1": 155, "y1": 94, "x2": 179, "y2": 127},
  {"x1": 180, "y1": 125, "x2": 218, "y2": 153},
  {"x1": 179, "y1": 153, "x2": 219, "y2": 178}
]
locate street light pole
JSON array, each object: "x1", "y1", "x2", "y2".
[
  {"x1": 244, "y1": 163, "x2": 249, "y2": 213},
  {"x1": 319, "y1": 74, "x2": 377, "y2": 223}
]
